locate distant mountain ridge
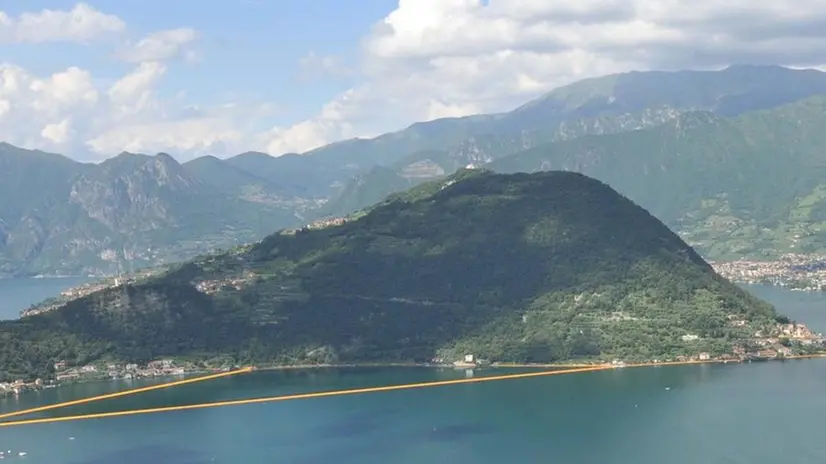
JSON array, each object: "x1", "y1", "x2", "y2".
[
  {"x1": 0, "y1": 146, "x2": 310, "y2": 277},
  {"x1": 318, "y1": 65, "x2": 826, "y2": 221},
  {"x1": 491, "y1": 95, "x2": 826, "y2": 259},
  {"x1": 3, "y1": 64, "x2": 826, "y2": 275}
]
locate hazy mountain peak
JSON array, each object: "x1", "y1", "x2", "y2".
[
  {"x1": 517, "y1": 65, "x2": 826, "y2": 119},
  {"x1": 189, "y1": 154, "x2": 221, "y2": 163},
  {"x1": 155, "y1": 152, "x2": 177, "y2": 162},
  {"x1": 230, "y1": 151, "x2": 273, "y2": 160}
]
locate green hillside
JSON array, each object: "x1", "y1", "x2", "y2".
[
  {"x1": 490, "y1": 95, "x2": 826, "y2": 259},
  {"x1": 0, "y1": 170, "x2": 781, "y2": 380}
]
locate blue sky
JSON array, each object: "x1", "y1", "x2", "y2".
[
  {"x1": 1, "y1": 1, "x2": 825, "y2": 161},
  {"x1": 1, "y1": 0, "x2": 393, "y2": 126}
]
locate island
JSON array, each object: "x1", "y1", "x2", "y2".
[{"x1": 1, "y1": 169, "x2": 824, "y2": 388}]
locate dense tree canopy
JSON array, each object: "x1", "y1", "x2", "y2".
[{"x1": 0, "y1": 170, "x2": 778, "y2": 381}]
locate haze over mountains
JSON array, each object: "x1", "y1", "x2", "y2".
[
  {"x1": 3, "y1": 64, "x2": 826, "y2": 276},
  {"x1": 0, "y1": 145, "x2": 312, "y2": 277}
]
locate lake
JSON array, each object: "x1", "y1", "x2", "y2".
[
  {"x1": 1, "y1": 283, "x2": 825, "y2": 463},
  {"x1": 0, "y1": 277, "x2": 93, "y2": 320}
]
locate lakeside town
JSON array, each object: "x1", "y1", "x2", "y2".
[
  {"x1": 4, "y1": 318, "x2": 824, "y2": 398},
  {"x1": 7, "y1": 235, "x2": 826, "y2": 398},
  {"x1": 17, "y1": 215, "x2": 353, "y2": 318},
  {"x1": 0, "y1": 358, "x2": 221, "y2": 397},
  {"x1": 710, "y1": 253, "x2": 826, "y2": 290},
  {"x1": 19, "y1": 267, "x2": 168, "y2": 318}
]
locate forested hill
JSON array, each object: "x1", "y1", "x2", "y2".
[{"x1": 0, "y1": 170, "x2": 780, "y2": 381}]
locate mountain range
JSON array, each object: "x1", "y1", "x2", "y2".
[
  {"x1": 490, "y1": 97, "x2": 826, "y2": 259},
  {"x1": 0, "y1": 145, "x2": 312, "y2": 277},
  {"x1": 4, "y1": 64, "x2": 826, "y2": 276},
  {"x1": 317, "y1": 66, "x2": 826, "y2": 260}
]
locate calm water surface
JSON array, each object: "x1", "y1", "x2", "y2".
[
  {"x1": 0, "y1": 282, "x2": 824, "y2": 463},
  {"x1": 0, "y1": 277, "x2": 93, "y2": 320}
]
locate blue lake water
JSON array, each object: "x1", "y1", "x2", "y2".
[
  {"x1": 0, "y1": 277, "x2": 93, "y2": 320},
  {"x1": 0, "y1": 282, "x2": 824, "y2": 463}
]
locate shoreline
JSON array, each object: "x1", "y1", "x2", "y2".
[
  {"x1": 5, "y1": 354, "x2": 826, "y2": 400},
  {"x1": 253, "y1": 361, "x2": 601, "y2": 372},
  {"x1": 0, "y1": 274, "x2": 96, "y2": 280},
  {"x1": 253, "y1": 354, "x2": 826, "y2": 373}
]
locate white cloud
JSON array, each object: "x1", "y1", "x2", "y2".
[
  {"x1": 30, "y1": 67, "x2": 99, "y2": 117},
  {"x1": 0, "y1": 3, "x2": 125, "y2": 44},
  {"x1": 41, "y1": 118, "x2": 74, "y2": 144},
  {"x1": 0, "y1": 4, "x2": 235, "y2": 161},
  {"x1": 116, "y1": 28, "x2": 199, "y2": 63},
  {"x1": 5, "y1": 1, "x2": 826, "y2": 160},
  {"x1": 426, "y1": 100, "x2": 481, "y2": 120},
  {"x1": 257, "y1": 0, "x2": 826, "y2": 154},
  {"x1": 262, "y1": 121, "x2": 340, "y2": 155},
  {"x1": 86, "y1": 118, "x2": 244, "y2": 155},
  {"x1": 0, "y1": 60, "x2": 274, "y2": 161},
  {"x1": 0, "y1": 63, "x2": 100, "y2": 152},
  {"x1": 108, "y1": 62, "x2": 165, "y2": 108}
]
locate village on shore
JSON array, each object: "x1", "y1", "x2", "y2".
[
  {"x1": 711, "y1": 253, "x2": 826, "y2": 290},
  {"x1": 7, "y1": 246, "x2": 826, "y2": 398},
  {"x1": 0, "y1": 359, "x2": 202, "y2": 397},
  {"x1": 4, "y1": 318, "x2": 824, "y2": 397}
]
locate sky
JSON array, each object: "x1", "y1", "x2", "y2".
[{"x1": 2, "y1": 1, "x2": 826, "y2": 162}]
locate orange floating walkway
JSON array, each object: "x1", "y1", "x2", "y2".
[
  {"x1": 0, "y1": 367, "x2": 253, "y2": 422},
  {"x1": 1, "y1": 355, "x2": 823, "y2": 428},
  {"x1": 0, "y1": 365, "x2": 610, "y2": 428}
]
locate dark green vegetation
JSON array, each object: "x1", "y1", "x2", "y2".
[
  {"x1": 3, "y1": 65, "x2": 826, "y2": 276},
  {"x1": 0, "y1": 171, "x2": 780, "y2": 381}
]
